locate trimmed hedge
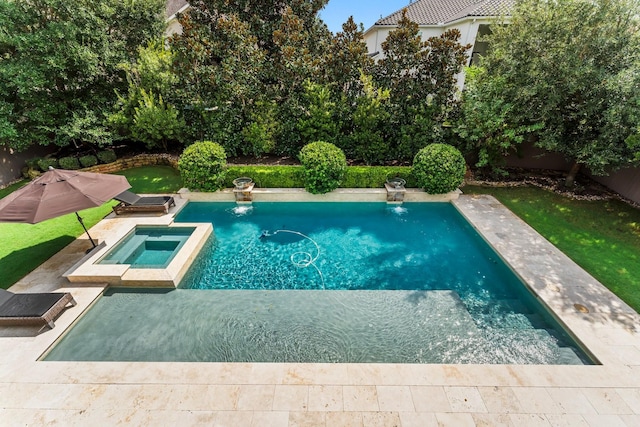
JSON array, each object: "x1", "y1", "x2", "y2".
[
  {"x1": 225, "y1": 166, "x2": 304, "y2": 188},
  {"x1": 343, "y1": 166, "x2": 415, "y2": 188},
  {"x1": 299, "y1": 141, "x2": 347, "y2": 194},
  {"x1": 36, "y1": 158, "x2": 58, "y2": 171},
  {"x1": 178, "y1": 141, "x2": 227, "y2": 191},
  {"x1": 97, "y1": 150, "x2": 117, "y2": 164},
  {"x1": 79, "y1": 155, "x2": 98, "y2": 168},
  {"x1": 412, "y1": 143, "x2": 466, "y2": 194},
  {"x1": 58, "y1": 156, "x2": 81, "y2": 170},
  {"x1": 223, "y1": 165, "x2": 416, "y2": 189}
]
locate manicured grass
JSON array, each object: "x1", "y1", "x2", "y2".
[
  {"x1": 0, "y1": 203, "x2": 116, "y2": 288},
  {"x1": 463, "y1": 185, "x2": 640, "y2": 312},
  {"x1": 113, "y1": 165, "x2": 183, "y2": 193},
  {"x1": 0, "y1": 166, "x2": 182, "y2": 289}
]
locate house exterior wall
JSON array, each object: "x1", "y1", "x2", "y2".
[{"x1": 364, "y1": 17, "x2": 495, "y2": 89}]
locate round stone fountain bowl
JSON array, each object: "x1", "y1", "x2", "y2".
[
  {"x1": 386, "y1": 177, "x2": 406, "y2": 189},
  {"x1": 232, "y1": 177, "x2": 253, "y2": 189}
]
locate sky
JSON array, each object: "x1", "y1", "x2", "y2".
[{"x1": 319, "y1": 0, "x2": 412, "y2": 34}]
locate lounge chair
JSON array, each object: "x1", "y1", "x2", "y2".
[
  {"x1": 0, "y1": 289, "x2": 76, "y2": 329},
  {"x1": 112, "y1": 190, "x2": 176, "y2": 215}
]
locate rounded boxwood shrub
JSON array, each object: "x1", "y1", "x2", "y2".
[
  {"x1": 58, "y1": 156, "x2": 81, "y2": 170},
  {"x1": 97, "y1": 149, "x2": 117, "y2": 164},
  {"x1": 412, "y1": 143, "x2": 466, "y2": 194},
  {"x1": 37, "y1": 158, "x2": 58, "y2": 172},
  {"x1": 79, "y1": 154, "x2": 98, "y2": 168},
  {"x1": 178, "y1": 141, "x2": 227, "y2": 191},
  {"x1": 298, "y1": 141, "x2": 347, "y2": 194}
]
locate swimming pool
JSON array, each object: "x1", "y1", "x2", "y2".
[{"x1": 45, "y1": 202, "x2": 593, "y2": 364}]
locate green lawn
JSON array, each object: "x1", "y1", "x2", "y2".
[
  {"x1": 113, "y1": 165, "x2": 182, "y2": 193},
  {"x1": 463, "y1": 185, "x2": 640, "y2": 312},
  {"x1": 0, "y1": 166, "x2": 183, "y2": 289}
]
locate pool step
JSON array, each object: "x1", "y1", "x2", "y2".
[
  {"x1": 99, "y1": 235, "x2": 147, "y2": 264},
  {"x1": 556, "y1": 347, "x2": 585, "y2": 365}
]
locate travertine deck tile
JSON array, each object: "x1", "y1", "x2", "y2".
[
  {"x1": 511, "y1": 387, "x2": 563, "y2": 414},
  {"x1": 410, "y1": 386, "x2": 452, "y2": 412},
  {"x1": 237, "y1": 385, "x2": 276, "y2": 411},
  {"x1": 288, "y1": 411, "x2": 326, "y2": 427},
  {"x1": 434, "y1": 412, "x2": 476, "y2": 426},
  {"x1": 398, "y1": 411, "x2": 439, "y2": 427},
  {"x1": 582, "y1": 388, "x2": 634, "y2": 414},
  {"x1": 471, "y1": 412, "x2": 513, "y2": 426},
  {"x1": 545, "y1": 388, "x2": 597, "y2": 414},
  {"x1": 325, "y1": 411, "x2": 364, "y2": 426},
  {"x1": 444, "y1": 386, "x2": 487, "y2": 413},
  {"x1": 376, "y1": 385, "x2": 415, "y2": 411},
  {"x1": 250, "y1": 410, "x2": 289, "y2": 427},
  {"x1": 582, "y1": 413, "x2": 627, "y2": 427},
  {"x1": 509, "y1": 413, "x2": 552, "y2": 426},
  {"x1": 342, "y1": 386, "x2": 379, "y2": 412},
  {"x1": 361, "y1": 411, "x2": 401, "y2": 427},
  {"x1": 213, "y1": 410, "x2": 254, "y2": 427},
  {"x1": 544, "y1": 413, "x2": 590, "y2": 427},
  {"x1": 308, "y1": 385, "x2": 343, "y2": 411},
  {"x1": 477, "y1": 386, "x2": 523, "y2": 414},
  {"x1": 273, "y1": 385, "x2": 309, "y2": 411}
]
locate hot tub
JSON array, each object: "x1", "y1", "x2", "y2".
[
  {"x1": 64, "y1": 223, "x2": 212, "y2": 287},
  {"x1": 98, "y1": 226, "x2": 195, "y2": 269}
]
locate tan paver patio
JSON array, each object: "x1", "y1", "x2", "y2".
[{"x1": 1, "y1": 193, "x2": 639, "y2": 426}]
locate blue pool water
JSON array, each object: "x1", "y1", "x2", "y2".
[{"x1": 45, "y1": 202, "x2": 593, "y2": 364}]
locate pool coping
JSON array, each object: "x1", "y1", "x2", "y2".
[{"x1": 1, "y1": 191, "x2": 639, "y2": 425}]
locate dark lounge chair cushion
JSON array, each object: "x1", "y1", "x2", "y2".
[
  {"x1": 0, "y1": 290, "x2": 67, "y2": 318},
  {"x1": 114, "y1": 190, "x2": 142, "y2": 205}
]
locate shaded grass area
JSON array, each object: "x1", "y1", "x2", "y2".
[
  {"x1": 0, "y1": 204, "x2": 116, "y2": 288},
  {"x1": 0, "y1": 166, "x2": 182, "y2": 289},
  {"x1": 113, "y1": 165, "x2": 183, "y2": 193},
  {"x1": 463, "y1": 185, "x2": 640, "y2": 312}
]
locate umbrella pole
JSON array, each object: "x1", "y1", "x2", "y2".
[{"x1": 75, "y1": 212, "x2": 97, "y2": 249}]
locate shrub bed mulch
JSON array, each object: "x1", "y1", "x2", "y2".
[{"x1": 466, "y1": 167, "x2": 639, "y2": 208}]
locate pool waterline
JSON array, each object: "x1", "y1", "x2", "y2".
[{"x1": 46, "y1": 201, "x2": 596, "y2": 365}]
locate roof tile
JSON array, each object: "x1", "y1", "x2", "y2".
[{"x1": 375, "y1": 0, "x2": 513, "y2": 26}]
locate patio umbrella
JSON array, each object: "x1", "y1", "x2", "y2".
[{"x1": 0, "y1": 167, "x2": 131, "y2": 248}]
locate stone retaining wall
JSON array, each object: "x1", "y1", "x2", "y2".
[{"x1": 81, "y1": 154, "x2": 179, "y2": 174}]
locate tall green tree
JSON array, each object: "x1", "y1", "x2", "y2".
[
  {"x1": 463, "y1": 0, "x2": 640, "y2": 185},
  {"x1": 109, "y1": 40, "x2": 181, "y2": 146},
  {"x1": 321, "y1": 17, "x2": 373, "y2": 102},
  {"x1": 373, "y1": 10, "x2": 470, "y2": 161},
  {"x1": 169, "y1": 11, "x2": 265, "y2": 154},
  {"x1": 169, "y1": 0, "x2": 332, "y2": 155},
  {"x1": 0, "y1": 0, "x2": 165, "y2": 151}
]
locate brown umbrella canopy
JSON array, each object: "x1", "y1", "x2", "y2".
[{"x1": 0, "y1": 168, "x2": 131, "y2": 247}]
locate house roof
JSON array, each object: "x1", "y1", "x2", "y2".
[
  {"x1": 375, "y1": 0, "x2": 513, "y2": 26},
  {"x1": 166, "y1": 0, "x2": 189, "y2": 18}
]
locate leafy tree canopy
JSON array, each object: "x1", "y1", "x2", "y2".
[
  {"x1": 0, "y1": 0, "x2": 165, "y2": 151},
  {"x1": 461, "y1": 0, "x2": 640, "y2": 184}
]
